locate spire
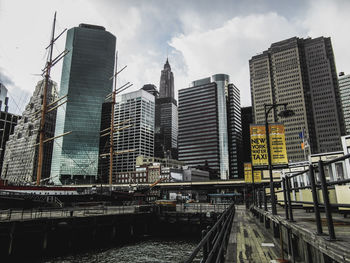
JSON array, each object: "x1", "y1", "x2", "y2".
[{"x1": 164, "y1": 58, "x2": 171, "y2": 70}]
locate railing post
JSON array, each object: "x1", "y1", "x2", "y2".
[
  {"x1": 309, "y1": 164, "x2": 323, "y2": 235},
  {"x1": 318, "y1": 160, "x2": 336, "y2": 240},
  {"x1": 259, "y1": 189, "x2": 262, "y2": 209},
  {"x1": 263, "y1": 186, "x2": 267, "y2": 211},
  {"x1": 282, "y1": 178, "x2": 289, "y2": 220},
  {"x1": 202, "y1": 229, "x2": 208, "y2": 261},
  {"x1": 285, "y1": 176, "x2": 294, "y2": 222}
]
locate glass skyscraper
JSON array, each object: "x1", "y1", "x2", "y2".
[{"x1": 50, "y1": 24, "x2": 116, "y2": 184}]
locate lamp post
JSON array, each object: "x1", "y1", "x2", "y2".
[{"x1": 264, "y1": 103, "x2": 294, "y2": 215}]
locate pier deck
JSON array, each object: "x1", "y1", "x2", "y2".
[
  {"x1": 252, "y1": 205, "x2": 350, "y2": 262},
  {"x1": 225, "y1": 205, "x2": 281, "y2": 263}
]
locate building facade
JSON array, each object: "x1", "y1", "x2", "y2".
[
  {"x1": 178, "y1": 74, "x2": 241, "y2": 180},
  {"x1": 250, "y1": 37, "x2": 344, "y2": 162},
  {"x1": 113, "y1": 89, "x2": 155, "y2": 173},
  {"x1": 2, "y1": 80, "x2": 57, "y2": 184},
  {"x1": 227, "y1": 84, "x2": 242, "y2": 178},
  {"x1": 241, "y1": 106, "x2": 253, "y2": 165},
  {"x1": 0, "y1": 83, "x2": 9, "y2": 112},
  {"x1": 0, "y1": 111, "x2": 20, "y2": 177},
  {"x1": 154, "y1": 59, "x2": 178, "y2": 159},
  {"x1": 50, "y1": 24, "x2": 116, "y2": 184},
  {"x1": 339, "y1": 72, "x2": 350, "y2": 135}
]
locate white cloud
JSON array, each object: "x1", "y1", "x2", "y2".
[
  {"x1": 303, "y1": 0, "x2": 350, "y2": 74},
  {"x1": 1, "y1": 0, "x2": 350, "y2": 114},
  {"x1": 170, "y1": 12, "x2": 303, "y2": 106}
]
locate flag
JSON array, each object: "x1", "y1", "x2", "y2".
[
  {"x1": 299, "y1": 131, "x2": 304, "y2": 139},
  {"x1": 301, "y1": 142, "x2": 304, "y2": 149}
]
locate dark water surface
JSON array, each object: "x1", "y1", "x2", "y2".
[{"x1": 41, "y1": 238, "x2": 198, "y2": 263}]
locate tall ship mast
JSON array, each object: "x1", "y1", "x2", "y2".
[{"x1": 36, "y1": 12, "x2": 70, "y2": 186}]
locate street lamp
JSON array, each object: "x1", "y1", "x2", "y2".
[{"x1": 264, "y1": 103, "x2": 295, "y2": 215}]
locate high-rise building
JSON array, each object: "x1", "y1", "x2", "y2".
[
  {"x1": 0, "y1": 112, "x2": 20, "y2": 177},
  {"x1": 227, "y1": 84, "x2": 242, "y2": 178},
  {"x1": 339, "y1": 72, "x2": 350, "y2": 135},
  {"x1": 2, "y1": 80, "x2": 57, "y2": 184},
  {"x1": 241, "y1": 107, "x2": 253, "y2": 164},
  {"x1": 0, "y1": 83, "x2": 9, "y2": 112},
  {"x1": 154, "y1": 59, "x2": 178, "y2": 159},
  {"x1": 142, "y1": 84, "x2": 159, "y2": 97},
  {"x1": 178, "y1": 74, "x2": 241, "y2": 180},
  {"x1": 50, "y1": 24, "x2": 116, "y2": 184},
  {"x1": 159, "y1": 58, "x2": 174, "y2": 98},
  {"x1": 113, "y1": 89, "x2": 155, "y2": 173},
  {"x1": 250, "y1": 37, "x2": 344, "y2": 162},
  {"x1": 98, "y1": 101, "x2": 112, "y2": 183}
]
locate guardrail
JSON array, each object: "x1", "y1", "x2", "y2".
[
  {"x1": 0, "y1": 205, "x2": 152, "y2": 221},
  {"x1": 251, "y1": 153, "x2": 350, "y2": 241},
  {"x1": 177, "y1": 203, "x2": 231, "y2": 214},
  {"x1": 185, "y1": 203, "x2": 235, "y2": 263}
]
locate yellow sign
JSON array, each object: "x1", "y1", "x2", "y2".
[
  {"x1": 269, "y1": 124, "x2": 288, "y2": 166},
  {"x1": 250, "y1": 125, "x2": 268, "y2": 167},
  {"x1": 244, "y1": 163, "x2": 262, "y2": 183}
]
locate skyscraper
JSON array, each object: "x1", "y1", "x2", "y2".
[
  {"x1": 2, "y1": 80, "x2": 57, "y2": 183},
  {"x1": 250, "y1": 37, "x2": 344, "y2": 162},
  {"x1": 159, "y1": 58, "x2": 174, "y2": 98},
  {"x1": 50, "y1": 24, "x2": 116, "y2": 184},
  {"x1": 0, "y1": 83, "x2": 9, "y2": 112},
  {"x1": 227, "y1": 84, "x2": 242, "y2": 178},
  {"x1": 338, "y1": 72, "x2": 350, "y2": 135},
  {"x1": 154, "y1": 59, "x2": 178, "y2": 159},
  {"x1": 178, "y1": 74, "x2": 241, "y2": 180},
  {"x1": 113, "y1": 89, "x2": 155, "y2": 173}
]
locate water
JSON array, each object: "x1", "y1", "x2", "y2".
[{"x1": 41, "y1": 238, "x2": 198, "y2": 263}]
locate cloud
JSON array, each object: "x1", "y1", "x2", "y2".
[
  {"x1": 303, "y1": 0, "x2": 350, "y2": 74},
  {"x1": 0, "y1": 68, "x2": 15, "y2": 86},
  {"x1": 170, "y1": 12, "x2": 303, "y2": 106}
]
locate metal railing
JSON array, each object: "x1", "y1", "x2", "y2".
[
  {"x1": 0, "y1": 205, "x2": 152, "y2": 221},
  {"x1": 252, "y1": 153, "x2": 350, "y2": 241},
  {"x1": 176, "y1": 203, "x2": 231, "y2": 214},
  {"x1": 185, "y1": 203, "x2": 235, "y2": 263}
]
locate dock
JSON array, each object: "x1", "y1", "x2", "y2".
[{"x1": 225, "y1": 205, "x2": 281, "y2": 263}]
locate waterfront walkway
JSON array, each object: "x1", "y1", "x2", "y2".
[{"x1": 225, "y1": 205, "x2": 281, "y2": 263}]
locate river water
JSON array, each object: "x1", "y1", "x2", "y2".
[{"x1": 41, "y1": 238, "x2": 199, "y2": 263}]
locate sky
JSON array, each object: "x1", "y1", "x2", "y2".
[{"x1": 1, "y1": 0, "x2": 350, "y2": 114}]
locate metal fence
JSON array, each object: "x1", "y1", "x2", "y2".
[
  {"x1": 176, "y1": 203, "x2": 231, "y2": 214},
  {"x1": 185, "y1": 203, "x2": 235, "y2": 263},
  {"x1": 252, "y1": 153, "x2": 350, "y2": 240},
  {"x1": 0, "y1": 205, "x2": 150, "y2": 221}
]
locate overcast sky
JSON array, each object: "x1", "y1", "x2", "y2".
[{"x1": 1, "y1": 0, "x2": 350, "y2": 114}]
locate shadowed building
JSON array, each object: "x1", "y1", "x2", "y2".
[
  {"x1": 50, "y1": 24, "x2": 116, "y2": 184},
  {"x1": 154, "y1": 59, "x2": 178, "y2": 159},
  {"x1": 178, "y1": 74, "x2": 241, "y2": 180},
  {"x1": 339, "y1": 72, "x2": 350, "y2": 135}
]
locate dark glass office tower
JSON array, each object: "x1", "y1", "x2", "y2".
[
  {"x1": 50, "y1": 24, "x2": 116, "y2": 184},
  {"x1": 154, "y1": 59, "x2": 178, "y2": 159},
  {"x1": 178, "y1": 80, "x2": 220, "y2": 178},
  {"x1": 178, "y1": 75, "x2": 242, "y2": 180},
  {"x1": 227, "y1": 84, "x2": 242, "y2": 178}
]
